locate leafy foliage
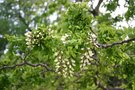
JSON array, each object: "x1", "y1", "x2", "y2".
[{"x1": 0, "y1": 0, "x2": 135, "y2": 90}]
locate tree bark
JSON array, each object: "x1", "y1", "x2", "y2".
[{"x1": 90, "y1": 0, "x2": 103, "y2": 16}]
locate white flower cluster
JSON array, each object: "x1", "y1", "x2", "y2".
[
  {"x1": 25, "y1": 30, "x2": 45, "y2": 49},
  {"x1": 61, "y1": 34, "x2": 70, "y2": 44},
  {"x1": 88, "y1": 33, "x2": 99, "y2": 48},
  {"x1": 25, "y1": 31, "x2": 33, "y2": 48},
  {"x1": 80, "y1": 48, "x2": 94, "y2": 70},
  {"x1": 54, "y1": 51, "x2": 75, "y2": 78}
]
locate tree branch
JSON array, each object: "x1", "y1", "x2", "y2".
[
  {"x1": 0, "y1": 61, "x2": 54, "y2": 72},
  {"x1": 97, "y1": 38, "x2": 135, "y2": 48},
  {"x1": 90, "y1": 0, "x2": 103, "y2": 16},
  {"x1": 18, "y1": 12, "x2": 32, "y2": 31},
  {"x1": 75, "y1": 0, "x2": 82, "y2": 2}
]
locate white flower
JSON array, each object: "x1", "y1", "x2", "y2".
[
  {"x1": 55, "y1": 65, "x2": 60, "y2": 68},
  {"x1": 83, "y1": 63, "x2": 86, "y2": 67},
  {"x1": 55, "y1": 62, "x2": 60, "y2": 67},
  {"x1": 85, "y1": 54, "x2": 89, "y2": 59},
  {"x1": 88, "y1": 50, "x2": 93, "y2": 56},
  {"x1": 61, "y1": 34, "x2": 70, "y2": 44},
  {"x1": 69, "y1": 65, "x2": 72, "y2": 69},
  {"x1": 81, "y1": 56, "x2": 84, "y2": 59},
  {"x1": 63, "y1": 64, "x2": 67, "y2": 68},
  {"x1": 69, "y1": 70, "x2": 73, "y2": 73},
  {"x1": 54, "y1": 59, "x2": 59, "y2": 62},
  {"x1": 72, "y1": 63, "x2": 76, "y2": 67},
  {"x1": 84, "y1": 52, "x2": 88, "y2": 56},
  {"x1": 37, "y1": 34, "x2": 40, "y2": 38},
  {"x1": 63, "y1": 73, "x2": 67, "y2": 78},
  {"x1": 81, "y1": 48, "x2": 84, "y2": 50},
  {"x1": 25, "y1": 31, "x2": 32, "y2": 37},
  {"x1": 67, "y1": 61, "x2": 70, "y2": 65},
  {"x1": 61, "y1": 36, "x2": 66, "y2": 41},
  {"x1": 33, "y1": 39, "x2": 37, "y2": 42},
  {"x1": 54, "y1": 52, "x2": 59, "y2": 57},
  {"x1": 26, "y1": 42, "x2": 31, "y2": 45},
  {"x1": 87, "y1": 48, "x2": 90, "y2": 50},
  {"x1": 125, "y1": 36, "x2": 129, "y2": 40},
  {"x1": 27, "y1": 45, "x2": 34, "y2": 49},
  {"x1": 25, "y1": 38, "x2": 31, "y2": 42},
  {"x1": 64, "y1": 58, "x2": 68, "y2": 61},
  {"x1": 89, "y1": 58, "x2": 93, "y2": 61},
  {"x1": 58, "y1": 72, "x2": 61, "y2": 75},
  {"x1": 71, "y1": 59, "x2": 75, "y2": 63},
  {"x1": 63, "y1": 41, "x2": 67, "y2": 44},
  {"x1": 31, "y1": 41, "x2": 35, "y2": 44},
  {"x1": 81, "y1": 59, "x2": 84, "y2": 63},
  {"x1": 39, "y1": 32, "x2": 42, "y2": 35},
  {"x1": 41, "y1": 36, "x2": 44, "y2": 39},
  {"x1": 85, "y1": 59, "x2": 89, "y2": 64},
  {"x1": 58, "y1": 56, "x2": 61, "y2": 59}
]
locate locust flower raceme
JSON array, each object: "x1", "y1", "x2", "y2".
[
  {"x1": 61, "y1": 34, "x2": 70, "y2": 44},
  {"x1": 25, "y1": 30, "x2": 45, "y2": 49},
  {"x1": 25, "y1": 31, "x2": 32, "y2": 38},
  {"x1": 54, "y1": 51, "x2": 75, "y2": 78},
  {"x1": 80, "y1": 48, "x2": 94, "y2": 70},
  {"x1": 25, "y1": 31, "x2": 34, "y2": 49}
]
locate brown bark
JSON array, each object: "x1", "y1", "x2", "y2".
[{"x1": 90, "y1": 0, "x2": 103, "y2": 16}]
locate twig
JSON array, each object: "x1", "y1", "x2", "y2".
[
  {"x1": 90, "y1": 0, "x2": 104, "y2": 16},
  {"x1": 18, "y1": 12, "x2": 32, "y2": 31},
  {"x1": 97, "y1": 38, "x2": 135, "y2": 48},
  {"x1": 75, "y1": 0, "x2": 82, "y2": 2},
  {"x1": 0, "y1": 61, "x2": 54, "y2": 72}
]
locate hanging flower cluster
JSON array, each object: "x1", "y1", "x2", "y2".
[
  {"x1": 54, "y1": 3, "x2": 94, "y2": 75},
  {"x1": 80, "y1": 48, "x2": 94, "y2": 71},
  {"x1": 61, "y1": 34, "x2": 70, "y2": 44},
  {"x1": 25, "y1": 30, "x2": 45, "y2": 49},
  {"x1": 54, "y1": 51, "x2": 75, "y2": 78}
]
